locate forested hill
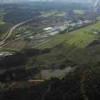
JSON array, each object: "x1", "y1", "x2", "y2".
[{"x1": 1, "y1": 66, "x2": 100, "y2": 100}]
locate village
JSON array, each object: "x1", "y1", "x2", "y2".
[{"x1": 14, "y1": 17, "x2": 93, "y2": 46}]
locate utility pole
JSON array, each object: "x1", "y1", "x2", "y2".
[
  {"x1": 91, "y1": 0, "x2": 100, "y2": 11},
  {"x1": 90, "y1": 0, "x2": 100, "y2": 21}
]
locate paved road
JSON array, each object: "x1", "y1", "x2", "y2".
[{"x1": 0, "y1": 18, "x2": 33, "y2": 46}]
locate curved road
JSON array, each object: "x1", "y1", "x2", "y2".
[{"x1": 0, "y1": 18, "x2": 33, "y2": 46}]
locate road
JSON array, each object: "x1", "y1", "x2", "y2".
[{"x1": 0, "y1": 18, "x2": 33, "y2": 46}]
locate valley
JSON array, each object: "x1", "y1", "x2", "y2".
[{"x1": 0, "y1": 1, "x2": 100, "y2": 100}]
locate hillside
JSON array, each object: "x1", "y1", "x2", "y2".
[
  {"x1": 1, "y1": 65, "x2": 100, "y2": 100},
  {"x1": 0, "y1": 2, "x2": 100, "y2": 100}
]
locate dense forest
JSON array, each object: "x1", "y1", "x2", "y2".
[
  {"x1": 1, "y1": 2, "x2": 91, "y2": 24},
  {"x1": 0, "y1": 66, "x2": 100, "y2": 100},
  {"x1": 0, "y1": 42, "x2": 100, "y2": 100}
]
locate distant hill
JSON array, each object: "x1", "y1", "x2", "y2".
[
  {"x1": 0, "y1": 0, "x2": 91, "y2": 4},
  {"x1": 0, "y1": 0, "x2": 30, "y2": 4}
]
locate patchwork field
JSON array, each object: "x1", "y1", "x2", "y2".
[{"x1": 34, "y1": 22, "x2": 100, "y2": 49}]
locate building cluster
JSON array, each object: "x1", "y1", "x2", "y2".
[{"x1": 42, "y1": 19, "x2": 92, "y2": 36}]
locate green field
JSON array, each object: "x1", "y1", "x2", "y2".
[
  {"x1": 32, "y1": 22, "x2": 100, "y2": 70},
  {"x1": 0, "y1": 10, "x2": 6, "y2": 25},
  {"x1": 34, "y1": 22, "x2": 100, "y2": 49},
  {"x1": 73, "y1": 10, "x2": 85, "y2": 15},
  {"x1": 0, "y1": 16, "x2": 5, "y2": 25},
  {"x1": 41, "y1": 11, "x2": 66, "y2": 17}
]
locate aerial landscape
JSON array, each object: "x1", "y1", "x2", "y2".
[{"x1": 0, "y1": 0, "x2": 100, "y2": 100}]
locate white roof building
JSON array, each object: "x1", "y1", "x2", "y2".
[{"x1": 43, "y1": 27, "x2": 53, "y2": 31}]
